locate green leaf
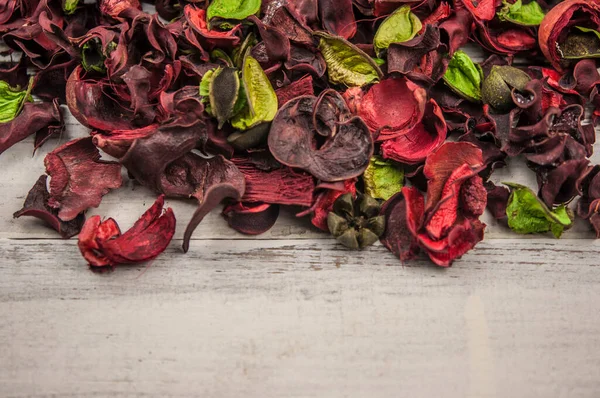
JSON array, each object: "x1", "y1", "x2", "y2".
[
  {"x1": 498, "y1": 0, "x2": 545, "y2": 26},
  {"x1": 0, "y1": 78, "x2": 33, "y2": 123},
  {"x1": 363, "y1": 157, "x2": 404, "y2": 201},
  {"x1": 63, "y1": 0, "x2": 79, "y2": 15},
  {"x1": 443, "y1": 50, "x2": 483, "y2": 102},
  {"x1": 504, "y1": 183, "x2": 573, "y2": 238},
  {"x1": 374, "y1": 5, "x2": 422, "y2": 56},
  {"x1": 200, "y1": 68, "x2": 217, "y2": 114},
  {"x1": 316, "y1": 32, "x2": 383, "y2": 87},
  {"x1": 232, "y1": 32, "x2": 256, "y2": 69},
  {"x1": 210, "y1": 49, "x2": 234, "y2": 67},
  {"x1": 206, "y1": 0, "x2": 261, "y2": 22},
  {"x1": 230, "y1": 55, "x2": 278, "y2": 130},
  {"x1": 561, "y1": 26, "x2": 600, "y2": 60}
]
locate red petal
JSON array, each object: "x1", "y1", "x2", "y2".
[
  {"x1": 425, "y1": 163, "x2": 475, "y2": 239},
  {"x1": 101, "y1": 195, "x2": 176, "y2": 263},
  {"x1": 419, "y1": 219, "x2": 485, "y2": 267},
  {"x1": 381, "y1": 99, "x2": 447, "y2": 164},
  {"x1": 423, "y1": 142, "x2": 483, "y2": 210},
  {"x1": 78, "y1": 196, "x2": 175, "y2": 267},
  {"x1": 346, "y1": 78, "x2": 427, "y2": 141},
  {"x1": 461, "y1": 0, "x2": 498, "y2": 21}
]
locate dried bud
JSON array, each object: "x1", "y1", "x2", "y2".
[
  {"x1": 482, "y1": 65, "x2": 531, "y2": 111},
  {"x1": 327, "y1": 193, "x2": 386, "y2": 250}
]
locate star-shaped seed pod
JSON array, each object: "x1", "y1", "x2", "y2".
[{"x1": 327, "y1": 193, "x2": 386, "y2": 249}]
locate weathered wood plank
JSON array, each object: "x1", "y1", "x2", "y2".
[{"x1": 0, "y1": 238, "x2": 599, "y2": 397}]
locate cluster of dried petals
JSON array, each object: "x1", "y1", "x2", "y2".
[{"x1": 2, "y1": 0, "x2": 600, "y2": 271}]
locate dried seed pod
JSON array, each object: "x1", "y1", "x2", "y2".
[{"x1": 482, "y1": 65, "x2": 531, "y2": 111}]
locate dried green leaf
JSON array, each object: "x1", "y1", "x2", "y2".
[
  {"x1": 0, "y1": 78, "x2": 32, "y2": 123},
  {"x1": 233, "y1": 32, "x2": 256, "y2": 69},
  {"x1": 206, "y1": 0, "x2": 261, "y2": 22},
  {"x1": 443, "y1": 50, "x2": 483, "y2": 102},
  {"x1": 498, "y1": 0, "x2": 545, "y2": 26},
  {"x1": 316, "y1": 32, "x2": 383, "y2": 87},
  {"x1": 230, "y1": 56, "x2": 278, "y2": 130},
  {"x1": 505, "y1": 183, "x2": 573, "y2": 238},
  {"x1": 63, "y1": 0, "x2": 79, "y2": 15},
  {"x1": 374, "y1": 5, "x2": 422, "y2": 56},
  {"x1": 363, "y1": 157, "x2": 404, "y2": 201}
]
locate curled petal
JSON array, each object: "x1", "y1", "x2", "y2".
[
  {"x1": 344, "y1": 77, "x2": 427, "y2": 141},
  {"x1": 381, "y1": 99, "x2": 447, "y2": 164},
  {"x1": 14, "y1": 175, "x2": 85, "y2": 239}
]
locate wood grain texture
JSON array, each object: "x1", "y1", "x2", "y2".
[
  {"x1": 1, "y1": 238, "x2": 600, "y2": 398},
  {"x1": 1, "y1": 47, "x2": 600, "y2": 397}
]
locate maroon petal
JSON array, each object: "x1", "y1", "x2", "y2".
[
  {"x1": 380, "y1": 187, "x2": 424, "y2": 262},
  {"x1": 223, "y1": 203, "x2": 280, "y2": 235},
  {"x1": 0, "y1": 99, "x2": 63, "y2": 155},
  {"x1": 275, "y1": 75, "x2": 314, "y2": 108},
  {"x1": 66, "y1": 66, "x2": 139, "y2": 131},
  {"x1": 538, "y1": 159, "x2": 589, "y2": 206},
  {"x1": 13, "y1": 175, "x2": 85, "y2": 238},
  {"x1": 485, "y1": 182, "x2": 510, "y2": 220},
  {"x1": 319, "y1": 0, "x2": 356, "y2": 39},
  {"x1": 269, "y1": 94, "x2": 373, "y2": 182},
  {"x1": 44, "y1": 137, "x2": 123, "y2": 221},
  {"x1": 183, "y1": 183, "x2": 244, "y2": 253}
]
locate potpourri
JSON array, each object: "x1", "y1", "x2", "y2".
[{"x1": 3, "y1": 0, "x2": 600, "y2": 269}]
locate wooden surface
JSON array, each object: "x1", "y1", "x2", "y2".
[
  {"x1": 1, "y1": 109, "x2": 600, "y2": 398},
  {"x1": 2, "y1": 34, "x2": 600, "y2": 394}
]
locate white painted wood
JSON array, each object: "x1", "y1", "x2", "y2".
[
  {"x1": 1, "y1": 238, "x2": 600, "y2": 398},
  {"x1": 2, "y1": 46, "x2": 600, "y2": 398}
]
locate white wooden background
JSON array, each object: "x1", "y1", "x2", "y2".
[{"x1": 2, "y1": 44, "x2": 600, "y2": 396}]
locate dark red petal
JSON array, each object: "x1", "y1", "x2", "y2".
[
  {"x1": 223, "y1": 203, "x2": 280, "y2": 235},
  {"x1": 13, "y1": 175, "x2": 85, "y2": 239},
  {"x1": 0, "y1": 100, "x2": 63, "y2": 155},
  {"x1": 319, "y1": 0, "x2": 356, "y2": 39},
  {"x1": 44, "y1": 137, "x2": 123, "y2": 221},
  {"x1": 380, "y1": 187, "x2": 425, "y2": 262}
]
